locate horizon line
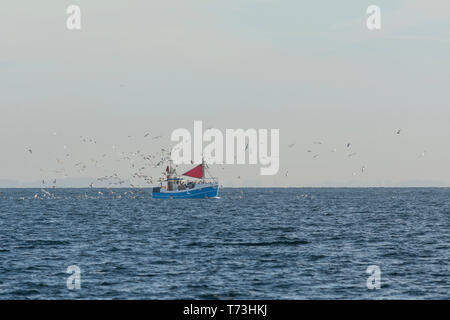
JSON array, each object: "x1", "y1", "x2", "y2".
[{"x1": 1, "y1": 186, "x2": 450, "y2": 189}]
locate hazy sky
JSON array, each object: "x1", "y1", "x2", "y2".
[{"x1": 1, "y1": 1, "x2": 450, "y2": 187}]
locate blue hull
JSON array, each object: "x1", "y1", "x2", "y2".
[{"x1": 152, "y1": 184, "x2": 219, "y2": 199}]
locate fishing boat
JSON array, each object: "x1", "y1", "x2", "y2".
[{"x1": 152, "y1": 160, "x2": 219, "y2": 199}]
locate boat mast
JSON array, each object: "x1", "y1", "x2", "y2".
[{"x1": 201, "y1": 158, "x2": 205, "y2": 179}]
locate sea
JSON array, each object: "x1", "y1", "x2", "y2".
[{"x1": 0, "y1": 188, "x2": 448, "y2": 299}]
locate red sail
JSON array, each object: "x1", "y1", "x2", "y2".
[{"x1": 182, "y1": 164, "x2": 203, "y2": 179}]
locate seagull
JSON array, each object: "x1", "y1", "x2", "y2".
[
  {"x1": 144, "y1": 133, "x2": 150, "y2": 138},
  {"x1": 26, "y1": 146, "x2": 32, "y2": 154},
  {"x1": 396, "y1": 129, "x2": 402, "y2": 135},
  {"x1": 361, "y1": 166, "x2": 366, "y2": 173},
  {"x1": 346, "y1": 143, "x2": 351, "y2": 148}
]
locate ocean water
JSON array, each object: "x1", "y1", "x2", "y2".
[{"x1": 0, "y1": 188, "x2": 448, "y2": 299}]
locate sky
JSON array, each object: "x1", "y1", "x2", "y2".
[{"x1": 1, "y1": 0, "x2": 450, "y2": 187}]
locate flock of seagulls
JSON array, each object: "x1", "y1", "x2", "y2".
[
  {"x1": 22, "y1": 127, "x2": 426, "y2": 198},
  {"x1": 285, "y1": 128, "x2": 425, "y2": 178},
  {"x1": 24, "y1": 131, "x2": 173, "y2": 198}
]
